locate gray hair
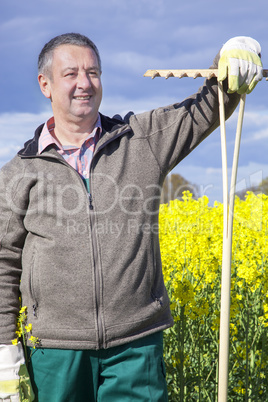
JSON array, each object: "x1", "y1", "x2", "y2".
[{"x1": 38, "y1": 33, "x2": 102, "y2": 78}]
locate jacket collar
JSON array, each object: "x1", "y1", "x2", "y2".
[
  {"x1": 18, "y1": 123, "x2": 44, "y2": 157},
  {"x1": 18, "y1": 113, "x2": 132, "y2": 158}
]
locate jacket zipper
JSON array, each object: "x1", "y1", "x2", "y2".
[
  {"x1": 88, "y1": 193, "x2": 93, "y2": 210},
  {"x1": 63, "y1": 163, "x2": 104, "y2": 347},
  {"x1": 68, "y1": 162, "x2": 104, "y2": 347},
  {"x1": 88, "y1": 128, "x2": 132, "y2": 348},
  {"x1": 88, "y1": 207, "x2": 103, "y2": 347}
]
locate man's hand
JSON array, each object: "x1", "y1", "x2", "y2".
[
  {"x1": 218, "y1": 36, "x2": 263, "y2": 94},
  {"x1": 0, "y1": 344, "x2": 35, "y2": 402}
]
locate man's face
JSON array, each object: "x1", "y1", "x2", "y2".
[{"x1": 39, "y1": 44, "x2": 102, "y2": 128}]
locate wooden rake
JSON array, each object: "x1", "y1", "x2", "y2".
[{"x1": 144, "y1": 68, "x2": 268, "y2": 402}]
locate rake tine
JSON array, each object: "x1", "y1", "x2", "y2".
[
  {"x1": 165, "y1": 71, "x2": 174, "y2": 79},
  {"x1": 208, "y1": 71, "x2": 217, "y2": 79},
  {"x1": 151, "y1": 71, "x2": 160, "y2": 79}
]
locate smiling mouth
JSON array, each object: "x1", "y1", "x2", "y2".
[{"x1": 74, "y1": 95, "x2": 91, "y2": 100}]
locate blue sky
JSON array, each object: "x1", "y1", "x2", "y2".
[{"x1": 1, "y1": 0, "x2": 268, "y2": 203}]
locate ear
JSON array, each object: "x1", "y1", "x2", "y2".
[{"x1": 38, "y1": 74, "x2": 52, "y2": 99}]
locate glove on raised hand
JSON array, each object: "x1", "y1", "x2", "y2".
[
  {"x1": 218, "y1": 36, "x2": 263, "y2": 94},
  {"x1": 0, "y1": 343, "x2": 34, "y2": 402}
]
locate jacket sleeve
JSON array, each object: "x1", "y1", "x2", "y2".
[
  {"x1": 129, "y1": 58, "x2": 240, "y2": 177},
  {"x1": 0, "y1": 160, "x2": 28, "y2": 344}
]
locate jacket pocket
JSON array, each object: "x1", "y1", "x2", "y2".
[
  {"x1": 29, "y1": 245, "x2": 40, "y2": 318},
  {"x1": 151, "y1": 290, "x2": 165, "y2": 311}
]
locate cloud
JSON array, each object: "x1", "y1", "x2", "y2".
[
  {"x1": 0, "y1": 110, "x2": 52, "y2": 165},
  {"x1": 242, "y1": 111, "x2": 268, "y2": 141},
  {"x1": 252, "y1": 128, "x2": 268, "y2": 140},
  {"x1": 0, "y1": 17, "x2": 43, "y2": 33},
  {"x1": 106, "y1": 47, "x2": 216, "y2": 76},
  {"x1": 100, "y1": 94, "x2": 180, "y2": 117},
  {"x1": 173, "y1": 161, "x2": 268, "y2": 204},
  {"x1": 0, "y1": 145, "x2": 21, "y2": 158}
]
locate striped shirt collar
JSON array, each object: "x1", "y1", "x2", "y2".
[{"x1": 38, "y1": 114, "x2": 102, "y2": 154}]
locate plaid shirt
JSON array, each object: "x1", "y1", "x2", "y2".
[{"x1": 38, "y1": 115, "x2": 102, "y2": 192}]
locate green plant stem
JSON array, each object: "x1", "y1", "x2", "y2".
[
  {"x1": 179, "y1": 305, "x2": 185, "y2": 401},
  {"x1": 19, "y1": 316, "x2": 28, "y2": 368},
  {"x1": 198, "y1": 325, "x2": 201, "y2": 401},
  {"x1": 245, "y1": 292, "x2": 249, "y2": 402}
]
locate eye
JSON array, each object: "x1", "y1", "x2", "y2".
[
  {"x1": 88, "y1": 70, "x2": 100, "y2": 77},
  {"x1": 64, "y1": 71, "x2": 77, "y2": 78}
]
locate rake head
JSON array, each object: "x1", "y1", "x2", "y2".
[{"x1": 144, "y1": 68, "x2": 268, "y2": 80}]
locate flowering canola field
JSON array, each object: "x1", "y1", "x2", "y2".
[{"x1": 159, "y1": 192, "x2": 268, "y2": 401}]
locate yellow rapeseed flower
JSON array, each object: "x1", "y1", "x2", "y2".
[{"x1": 160, "y1": 192, "x2": 268, "y2": 399}]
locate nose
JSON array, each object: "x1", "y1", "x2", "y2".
[{"x1": 77, "y1": 72, "x2": 91, "y2": 90}]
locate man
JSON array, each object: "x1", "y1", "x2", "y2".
[{"x1": 0, "y1": 33, "x2": 263, "y2": 401}]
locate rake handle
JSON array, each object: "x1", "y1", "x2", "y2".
[{"x1": 218, "y1": 82, "x2": 246, "y2": 402}]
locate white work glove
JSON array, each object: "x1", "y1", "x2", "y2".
[
  {"x1": 218, "y1": 36, "x2": 263, "y2": 94},
  {"x1": 0, "y1": 343, "x2": 34, "y2": 402}
]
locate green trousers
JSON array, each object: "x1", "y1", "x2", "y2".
[{"x1": 27, "y1": 331, "x2": 168, "y2": 402}]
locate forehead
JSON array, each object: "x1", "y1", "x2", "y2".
[{"x1": 52, "y1": 44, "x2": 99, "y2": 68}]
